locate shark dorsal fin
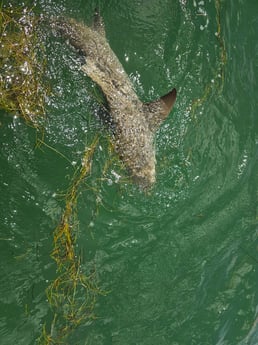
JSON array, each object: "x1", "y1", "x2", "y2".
[
  {"x1": 160, "y1": 88, "x2": 177, "y2": 114},
  {"x1": 93, "y1": 10, "x2": 106, "y2": 36},
  {"x1": 144, "y1": 88, "x2": 177, "y2": 132}
]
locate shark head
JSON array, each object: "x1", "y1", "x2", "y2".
[
  {"x1": 115, "y1": 88, "x2": 177, "y2": 190},
  {"x1": 132, "y1": 158, "x2": 156, "y2": 190},
  {"x1": 139, "y1": 88, "x2": 177, "y2": 190}
]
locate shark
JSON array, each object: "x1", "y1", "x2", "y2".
[{"x1": 51, "y1": 14, "x2": 177, "y2": 189}]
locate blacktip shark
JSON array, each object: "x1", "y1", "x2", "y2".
[{"x1": 52, "y1": 13, "x2": 177, "y2": 189}]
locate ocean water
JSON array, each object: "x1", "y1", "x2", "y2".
[{"x1": 0, "y1": 0, "x2": 257, "y2": 344}]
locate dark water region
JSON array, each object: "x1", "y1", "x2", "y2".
[{"x1": 0, "y1": 0, "x2": 258, "y2": 344}]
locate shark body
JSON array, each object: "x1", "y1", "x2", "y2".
[{"x1": 52, "y1": 15, "x2": 176, "y2": 189}]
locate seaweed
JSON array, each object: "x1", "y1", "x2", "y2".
[
  {"x1": 0, "y1": 5, "x2": 107, "y2": 343},
  {"x1": 0, "y1": 4, "x2": 47, "y2": 128},
  {"x1": 190, "y1": 0, "x2": 227, "y2": 118},
  {"x1": 37, "y1": 135, "x2": 105, "y2": 345}
]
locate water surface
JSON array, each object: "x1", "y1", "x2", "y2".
[{"x1": 0, "y1": 0, "x2": 257, "y2": 344}]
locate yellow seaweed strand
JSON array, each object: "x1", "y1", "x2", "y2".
[
  {"x1": 38, "y1": 136, "x2": 102, "y2": 345},
  {"x1": 0, "y1": 5, "x2": 48, "y2": 129},
  {"x1": 190, "y1": 0, "x2": 227, "y2": 118},
  {"x1": 215, "y1": 0, "x2": 227, "y2": 90}
]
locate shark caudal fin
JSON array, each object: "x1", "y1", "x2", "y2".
[{"x1": 144, "y1": 88, "x2": 177, "y2": 132}]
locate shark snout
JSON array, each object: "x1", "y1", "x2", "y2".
[{"x1": 133, "y1": 164, "x2": 156, "y2": 191}]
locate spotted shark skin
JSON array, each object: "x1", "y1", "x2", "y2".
[{"x1": 52, "y1": 15, "x2": 177, "y2": 189}]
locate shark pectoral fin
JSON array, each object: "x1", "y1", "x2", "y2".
[
  {"x1": 93, "y1": 9, "x2": 106, "y2": 36},
  {"x1": 145, "y1": 88, "x2": 177, "y2": 131}
]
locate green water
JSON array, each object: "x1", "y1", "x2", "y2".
[{"x1": 1, "y1": 0, "x2": 258, "y2": 344}]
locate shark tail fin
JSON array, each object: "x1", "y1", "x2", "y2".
[{"x1": 144, "y1": 88, "x2": 177, "y2": 132}]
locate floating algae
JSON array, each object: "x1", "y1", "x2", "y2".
[
  {"x1": 190, "y1": 0, "x2": 227, "y2": 118},
  {"x1": 0, "y1": 4, "x2": 47, "y2": 127},
  {"x1": 38, "y1": 136, "x2": 105, "y2": 345},
  {"x1": 0, "y1": 4, "x2": 107, "y2": 343}
]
